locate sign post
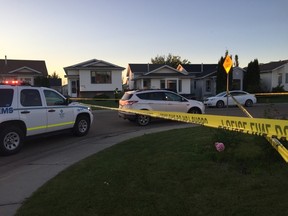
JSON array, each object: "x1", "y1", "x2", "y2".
[{"x1": 223, "y1": 55, "x2": 233, "y2": 108}]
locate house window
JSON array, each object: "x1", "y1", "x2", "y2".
[
  {"x1": 143, "y1": 79, "x2": 150, "y2": 89},
  {"x1": 160, "y1": 80, "x2": 165, "y2": 89},
  {"x1": 167, "y1": 80, "x2": 177, "y2": 92},
  {"x1": 278, "y1": 73, "x2": 282, "y2": 85},
  {"x1": 285, "y1": 73, "x2": 288, "y2": 83},
  {"x1": 205, "y1": 80, "x2": 211, "y2": 92},
  {"x1": 91, "y1": 71, "x2": 111, "y2": 84},
  {"x1": 178, "y1": 80, "x2": 182, "y2": 92}
]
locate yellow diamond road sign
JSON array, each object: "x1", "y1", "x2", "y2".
[{"x1": 223, "y1": 55, "x2": 233, "y2": 74}]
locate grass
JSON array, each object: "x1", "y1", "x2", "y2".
[
  {"x1": 74, "y1": 99, "x2": 119, "y2": 109},
  {"x1": 256, "y1": 95, "x2": 288, "y2": 103},
  {"x1": 16, "y1": 126, "x2": 288, "y2": 216}
]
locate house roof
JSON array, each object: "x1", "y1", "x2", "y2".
[
  {"x1": 128, "y1": 63, "x2": 219, "y2": 79},
  {"x1": 64, "y1": 59, "x2": 125, "y2": 72},
  {"x1": 259, "y1": 60, "x2": 288, "y2": 72},
  {"x1": 129, "y1": 64, "x2": 189, "y2": 80},
  {"x1": 179, "y1": 64, "x2": 218, "y2": 78},
  {"x1": 0, "y1": 59, "x2": 48, "y2": 76}
]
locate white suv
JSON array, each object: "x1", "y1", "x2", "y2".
[
  {"x1": 119, "y1": 89, "x2": 205, "y2": 126},
  {"x1": 0, "y1": 84, "x2": 93, "y2": 155}
]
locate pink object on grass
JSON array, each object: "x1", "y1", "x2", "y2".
[{"x1": 215, "y1": 142, "x2": 225, "y2": 152}]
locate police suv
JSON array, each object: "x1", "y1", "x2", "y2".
[{"x1": 0, "y1": 84, "x2": 93, "y2": 155}]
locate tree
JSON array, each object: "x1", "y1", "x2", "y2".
[
  {"x1": 234, "y1": 55, "x2": 239, "y2": 67},
  {"x1": 243, "y1": 59, "x2": 261, "y2": 93},
  {"x1": 216, "y1": 51, "x2": 233, "y2": 93},
  {"x1": 34, "y1": 76, "x2": 50, "y2": 87},
  {"x1": 151, "y1": 53, "x2": 191, "y2": 68},
  {"x1": 48, "y1": 71, "x2": 60, "y2": 79}
]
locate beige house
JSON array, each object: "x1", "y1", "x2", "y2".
[{"x1": 64, "y1": 59, "x2": 125, "y2": 98}]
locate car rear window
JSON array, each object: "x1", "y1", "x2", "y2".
[
  {"x1": 0, "y1": 89, "x2": 14, "y2": 107},
  {"x1": 121, "y1": 92, "x2": 133, "y2": 100}
]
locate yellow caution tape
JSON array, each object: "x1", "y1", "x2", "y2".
[
  {"x1": 91, "y1": 104, "x2": 288, "y2": 141},
  {"x1": 89, "y1": 103, "x2": 288, "y2": 162}
]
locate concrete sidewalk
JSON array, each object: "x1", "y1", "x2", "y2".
[{"x1": 0, "y1": 124, "x2": 193, "y2": 216}]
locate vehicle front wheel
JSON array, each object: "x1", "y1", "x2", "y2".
[
  {"x1": 245, "y1": 99, "x2": 253, "y2": 107},
  {"x1": 216, "y1": 100, "x2": 225, "y2": 108},
  {"x1": 136, "y1": 115, "x2": 150, "y2": 126},
  {"x1": 73, "y1": 115, "x2": 90, "y2": 136},
  {"x1": 0, "y1": 126, "x2": 24, "y2": 156},
  {"x1": 188, "y1": 107, "x2": 202, "y2": 114}
]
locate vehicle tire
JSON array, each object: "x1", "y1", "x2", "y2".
[
  {"x1": 188, "y1": 107, "x2": 202, "y2": 114},
  {"x1": 216, "y1": 100, "x2": 225, "y2": 108},
  {"x1": 73, "y1": 115, "x2": 90, "y2": 136},
  {"x1": 245, "y1": 99, "x2": 253, "y2": 107},
  {"x1": 0, "y1": 126, "x2": 24, "y2": 156},
  {"x1": 136, "y1": 115, "x2": 150, "y2": 126}
]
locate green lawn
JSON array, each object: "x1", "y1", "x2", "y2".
[
  {"x1": 256, "y1": 95, "x2": 288, "y2": 103},
  {"x1": 16, "y1": 126, "x2": 288, "y2": 216}
]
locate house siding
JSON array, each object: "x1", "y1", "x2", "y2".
[{"x1": 261, "y1": 72, "x2": 272, "y2": 91}]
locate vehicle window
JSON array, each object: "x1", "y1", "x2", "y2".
[
  {"x1": 150, "y1": 92, "x2": 165, "y2": 100},
  {"x1": 137, "y1": 93, "x2": 149, "y2": 100},
  {"x1": 237, "y1": 92, "x2": 246, "y2": 96},
  {"x1": 20, "y1": 89, "x2": 42, "y2": 107},
  {"x1": 121, "y1": 93, "x2": 133, "y2": 100},
  {"x1": 0, "y1": 89, "x2": 13, "y2": 107},
  {"x1": 44, "y1": 90, "x2": 66, "y2": 106},
  {"x1": 231, "y1": 92, "x2": 242, "y2": 96},
  {"x1": 137, "y1": 92, "x2": 165, "y2": 100},
  {"x1": 216, "y1": 92, "x2": 226, "y2": 97},
  {"x1": 164, "y1": 92, "x2": 182, "y2": 101}
]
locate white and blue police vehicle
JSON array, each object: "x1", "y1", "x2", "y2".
[{"x1": 0, "y1": 84, "x2": 93, "y2": 155}]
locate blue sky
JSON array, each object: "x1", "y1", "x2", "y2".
[{"x1": 1, "y1": 0, "x2": 287, "y2": 82}]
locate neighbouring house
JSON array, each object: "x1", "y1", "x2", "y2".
[
  {"x1": 259, "y1": 60, "x2": 288, "y2": 92},
  {"x1": 64, "y1": 59, "x2": 125, "y2": 98},
  {"x1": 126, "y1": 63, "x2": 245, "y2": 100},
  {"x1": 126, "y1": 63, "x2": 189, "y2": 92},
  {"x1": 177, "y1": 64, "x2": 218, "y2": 99},
  {"x1": 0, "y1": 56, "x2": 48, "y2": 85}
]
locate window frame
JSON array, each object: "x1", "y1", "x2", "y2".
[{"x1": 91, "y1": 71, "x2": 112, "y2": 84}]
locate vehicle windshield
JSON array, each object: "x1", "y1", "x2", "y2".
[{"x1": 215, "y1": 92, "x2": 227, "y2": 97}]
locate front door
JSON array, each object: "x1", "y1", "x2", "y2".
[
  {"x1": 44, "y1": 89, "x2": 75, "y2": 133},
  {"x1": 71, "y1": 80, "x2": 79, "y2": 97}
]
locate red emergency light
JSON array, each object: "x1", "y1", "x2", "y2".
[{"x1": 3, "y1": 80, "x2": 20, "y2": 85}]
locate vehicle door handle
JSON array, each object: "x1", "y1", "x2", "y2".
[
  {"x1": 21, "y1": 111, "x2": 30, "y2": 114},
  {"x1": 48, "y1": 109, "x2": 56, "y2": 112}
]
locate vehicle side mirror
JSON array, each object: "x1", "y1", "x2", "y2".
[{"x1": 65, "y1": 97, "x2": 71, "y2": 105}]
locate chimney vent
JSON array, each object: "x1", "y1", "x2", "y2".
[{"x1": 5, "y1": 55, "x2": 7, "y2": 65}]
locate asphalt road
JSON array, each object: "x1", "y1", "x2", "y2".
[{"x1": 0, "y1": 103, "x2": 287, "y2": 216}]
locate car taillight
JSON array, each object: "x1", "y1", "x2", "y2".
[{"x1": 120, "y1": 100, "x2": 138, "y2": 106}]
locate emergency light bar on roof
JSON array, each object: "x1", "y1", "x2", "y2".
[{"x1": 0, "y1": 80, "x2": 20, "y2": 85}]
